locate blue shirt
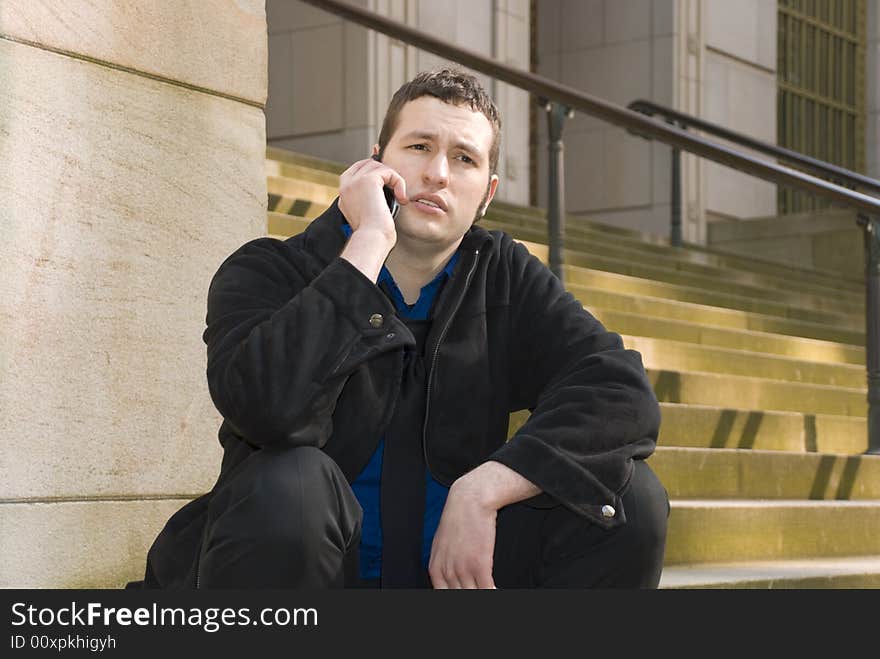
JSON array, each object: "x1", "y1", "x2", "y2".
[{"x1": 341, "y1": 222, "x2": 459, "y2": 580}]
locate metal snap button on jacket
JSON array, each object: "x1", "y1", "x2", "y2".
[
  {"x1": 601, "y1": 505, "x2": 616, "y2": 518},
  {"x1": 369, "y1": 313, "x2": 383, "y2": 328}
]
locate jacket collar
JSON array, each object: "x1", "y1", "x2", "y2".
[{"x1": 299, "y1": 197, "x2": 495, "y2": 267}]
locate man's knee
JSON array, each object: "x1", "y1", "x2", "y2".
[
  {"x1": 198, "y1": 444, "x2": 362, "y2": 588},
  {"x1": 619, "y1": 460, "x2": 669, "y2": 569},
  {"x1": 534, "y1": 460, "x2": 669, "y2": 588},
  {"x1": 208, "y1": 444, "x2": 361, "y2": 550}
]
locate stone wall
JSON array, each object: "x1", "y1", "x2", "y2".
[{"x1": 0, "y1": 1, "x2": 268, "y2": 587}]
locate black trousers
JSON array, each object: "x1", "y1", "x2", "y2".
[{"x1": 196, "y1": 444, "x2": 669, "y2": 589}]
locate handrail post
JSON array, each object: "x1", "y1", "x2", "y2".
[
  {"x1": 670, "y1": 120, "x2": 683, "y2": 247},
  {"x1": 860, "y1": 213, "x2": 880, "y2": 454},
  {"x1": 542, "y1": 99, "x2": 573, "y2": 283}
]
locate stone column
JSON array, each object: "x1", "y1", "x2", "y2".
[
  {"x1": 701, "y1": 0, "x2": 777, "y2": 229},
  {"x1": 0, "y1": 1, "x2": 267, "y2": 587}
]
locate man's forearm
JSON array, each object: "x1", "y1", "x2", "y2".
[
  {"x1": 452, "y1": 460, "x2": 542, "y2": 511},
  {"x1": 340, "y1": 228, "x2": 395, "y2": 283}
]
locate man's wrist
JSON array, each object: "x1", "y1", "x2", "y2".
[
  {"x1": 452, "y1": 460, "x2": 542, "y2": 511},
  {"x1": 340, "y1": 227, "x2": 396, "y2": 282}
]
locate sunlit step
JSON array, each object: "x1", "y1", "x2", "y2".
[
  {"x1": 660, "y1": 556, "x2": 880, "y2": 589},
  {"x1": 625, "y1": 335, "x2": 864, "y2": 387},
  {"x1": 666, "y1": 500, "x2": 880, "y2": 564},
  {"x1": 649, "y1": 447, "x2": 880, "y2": 499}
]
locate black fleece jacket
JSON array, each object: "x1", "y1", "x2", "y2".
[{"x1": 205, "y1": 199, "x2": 660, "y2": 529}]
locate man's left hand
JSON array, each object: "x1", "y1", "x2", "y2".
[
  {"x1": 428, "y1": 461, "x2": 542, "y2": 589},
  {"x1": 428, "y1": 473, "x2": 498, "y2": 589}
]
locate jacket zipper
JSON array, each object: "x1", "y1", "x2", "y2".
[{"x1": 421, "y1": 248, "x2": 480, "y2": 485}]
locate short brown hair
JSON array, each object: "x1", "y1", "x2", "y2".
[{"x1": 377, "y1": 68, "x2": 502, "y2": 176}]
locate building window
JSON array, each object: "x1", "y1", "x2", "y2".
[{"x1": 777, "y1": 0, "x2": 866, "y2": 214}]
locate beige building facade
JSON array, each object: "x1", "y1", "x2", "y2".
[{"x1": 267, "y1": 0, "x2": 879, "y2": 248}]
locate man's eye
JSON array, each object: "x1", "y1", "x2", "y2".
[
  {"x1": 457, "y1": 154, "x2": 475, "y2": 164},
  {"x1": 409, "y1": 144, "x2": 428, "y2": 151}
]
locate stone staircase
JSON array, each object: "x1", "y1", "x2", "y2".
[{"x1": 265, "y1": 145, "x2": 880, "y2": 588}]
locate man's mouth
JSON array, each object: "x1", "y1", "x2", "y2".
[{"x1": 413, "y1": 198, "x2": 446, "y2": 213}]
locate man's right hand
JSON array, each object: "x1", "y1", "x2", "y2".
[
  {"x1": 338, "y1": 156, "x2": 408, "y2": 244},
  {"x1": 337, "y1": 156, "x2": 408, "y2": 283}
]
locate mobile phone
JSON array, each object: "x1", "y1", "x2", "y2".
[{"x1": 372, "y1": 154, "x2": 400, "y2": 220}]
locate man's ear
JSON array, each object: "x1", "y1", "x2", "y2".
[
  {"x1": 372, "y1": 144, "x2": 380, "y2": 157},
  {"x1": 480, "y1": 174, "x2": 500, "y2": 217}
]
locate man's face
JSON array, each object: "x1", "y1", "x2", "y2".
[{"x1": 376, "y1": 96, "x2": 499, "y2": 250}]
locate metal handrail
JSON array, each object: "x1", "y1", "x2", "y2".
[
  {"x1": 628, "y1": 99, "x2": 880, "y2": 197},
  {"x1": 300, "y1": 0, "x2": 880, "y2": 217},
  {"x1": 299, "y1": 0, "x2": 880, "y2": 454}
]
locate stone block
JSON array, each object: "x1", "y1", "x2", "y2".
[
  {"x1": 0, "y1": 499, "x2": 193, "y2": 588},
  {"x1": 562, "y1": 129, "x2": 606, "y2": 211},
  {"x1": 705, "y1": 0, "x2": 776, "y2": 71},
  {"x1": 562, "y1": 39, "x2": 652, "y2": 134},
  {"x1": 0, "y1": 38, "x2": 265, "y2": 499},
  {"x1": 651, "y1": 35, "x2": 674, "y2": 105},
  {"x1": 604, "y1": 127, "x2": 652, "y2": 208},
  {"x1": 418, "y1": 0, "x2": 458, "y2": 41},
  {"x1": 536, "y1": 0, "x2": 561, "y2": 55},
  {"x1": 496, "y1": 10, "x2": 530, "y2": 68},
  {"x1": 456, "y1": 0, "x2": 493, "y2": 54},
  {"x1": 270, "y1": 126, "x2": 376, "y2": 168},
  {"x1": 603, "y1": 0, "x2": 651, "y2": 44},
  {"x1": 290, "y1": 24, "x2": 345, "y2": 135},
  {"x1": 653, "y1": 140, "x2": 673, "y2": 205},
  {"x1": 268, "y1": 0, "x2": 341, "y2": 33},
  {"x1": 0, "y1": 0, "x2": 267, "y2": 104},
  {"x1": 652, "y1": 0, "x2": 675, "y2": 37},
  {"x1": 344, "y1": 21, "x2": 372, "y2": 128},
  {"x1": 267, "y1": 32, "x2": 296, "y2": 138},
  {"x1": 560, "y1": 0, "x2": 603, "y2": 51}
]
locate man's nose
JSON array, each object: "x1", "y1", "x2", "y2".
[{"x1": 422, "y1": 153, "x2": 449, "y2": 186}]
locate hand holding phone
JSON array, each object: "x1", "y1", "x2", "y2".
[{"x1": 372, "y1": 154, "x2": 400, "y2": 221}]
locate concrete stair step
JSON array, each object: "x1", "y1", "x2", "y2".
[
  {"x1": 564, "y1": 268, "x2": 862, "y2": 333},
  {"x1": 665, "y1": 500, "x2": 880, "y2": 564},
  {"x1": 625, "y1": 335, "x2": 864, "y2": 387},
  {"x1": 648, "y1": 368, "x2": 866, "y2": 417},
  {"x1": 656, "y1": 402, "x2": 867, "y2": 454},
  {"x1": 508, "y1": 403, "x2": 867, "y2": 454},
  {"x1": 567, "y1": 250, "x2": 862, "y2": 317},
  {"x1": 268, "y1": 211, "x2": 311, "y2": 236},
  {"x1": 266, "y1": 146, "x2": 346, "y2": 176},
  {"x1": 484, "y1": 220, "x2": 864, "y2": 309},
  {"x1": 267, "y1": 176, "x2": 337, "y2": 217},
  {"x1": 265, "y1": 156, "x2": 341, "y2": 188},
  {"x1": 596, "y1": 308, "x2": 863, "y2": 366},
  {"x1": 649, "y1": 447, "x2": 880, "y2": 499},
  {"x1": 581, "y1": 287, "x2": 863, "y2": 345},
  {"x1": 486, "y1": 198, "x2": 864, "y2": 291},
  {"x1": 518, "y1": 242, "x2": 865, "y2": 330},
  {"x1": 659, "y1": 556, "x2": 880, "y2": 588}
]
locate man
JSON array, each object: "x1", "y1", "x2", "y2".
[{"x1": 139, "y1": 68, "x2": 668, "y2": 590}]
